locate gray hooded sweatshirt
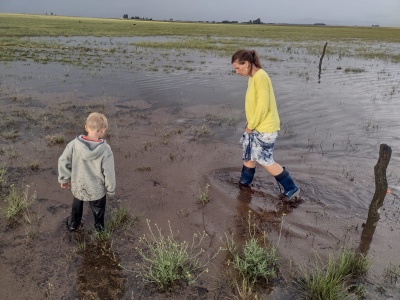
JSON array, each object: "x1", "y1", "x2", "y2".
[{"x1": 58, "y1": 135, "x2": 116, "y2": 201}]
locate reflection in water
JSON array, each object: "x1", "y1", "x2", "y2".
[
  {"x1": 235, "y1": 183, "x2": 302, "y2": 243},
  {"x1": 77, "y1": 240, "x2": 126, "y2": 299},
  {"x1": 359, "y1": 144, "x2": 392, "y2": 255},
  {"x1": 213, "y1": 167, "x2": 303, "y2": 242}
]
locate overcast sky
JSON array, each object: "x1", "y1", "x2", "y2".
[{"x1": 1, "y1": 0, "x2": 399, "y2": 27}]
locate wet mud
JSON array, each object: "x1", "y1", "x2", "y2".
[{"x1": 0, "y1": 37, "x2": 400, "y2": 299}]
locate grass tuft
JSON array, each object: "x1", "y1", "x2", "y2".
[
  {"x1": 45, "y1": 135, "x2": 65, "y2": 145},
  {"x1": 0, "y1": 165, "x2": 7, "y2": 186},
  {"x1": 2, "y1": 130, "x2": 20, "y2": 141},
  {"x1": 136, "y1": 219, "x2": 207, "y2": 290},
  {"x1": 223, "y1": 211, "x2": 280, "y2": 298},
  {"x1": 226, "y1": 235, "x2": 279, "y2": 285},
  {"x1": 293, "y1": 249, "x2": 370, "y2": 300},
  {"x1": 93, "y1": 229, "x2": 112, "y2": 242},
  {"x1": 384, "y1": 263, "x2": 400, "y2": 285},
  {"x1": 344, "y1": 67, "x2": 366, "y2": 73},
  {"x1": 73, "y1": 206, "x2": 137, "y2": 244},
  {"x1": 106, "y1": 206, "x2": 138, "y2": 232},
  {"x1": 3, "y1": 184, "x2": 36, "y2": 220},
  {"x1": 75, "y1": 235, "x2": 87, "y2": 252},
  {"x1": 198, "y1": 184, "x2": 210, "y2": 206}
]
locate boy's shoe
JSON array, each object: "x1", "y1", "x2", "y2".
[
  {"x1": 68, "y1": 223, "x2": 83, "y2": 232},
  {"x1": 283, "y1": 187, "x2": 300, "y2": 201},
  {"x1": 66, "y1": 216, "x2": 83, "y2": 232}
]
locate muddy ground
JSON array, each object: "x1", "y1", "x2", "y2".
[{"x1": 0, "y1": 40, "x2": 400, "y2": 299}]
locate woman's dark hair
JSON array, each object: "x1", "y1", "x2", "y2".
[{"x1": 231, "y1": 49, "x2": 262, "y2": 73}]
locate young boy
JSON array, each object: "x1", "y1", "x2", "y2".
[{"x1": 58, "y1": 112, "x2": 116, "y2": 232}]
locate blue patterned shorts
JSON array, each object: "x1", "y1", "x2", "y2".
[{"x1": 240, "y1": 131, "x2": 278, "y2": 166}]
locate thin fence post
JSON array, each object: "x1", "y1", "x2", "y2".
[{"x1": 359, "y1": 144, "x2": 392, "y2": 255}]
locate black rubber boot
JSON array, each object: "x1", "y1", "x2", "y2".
[
  {"x1": 239, "y1": 165, "x2": 255, "y2": 187},
  {"x1": 274, "y1": 167, "x2": 299, "y2": 200},
  {"x1": 69, "y1": 198, "x2": 84, "y2": 231},
  {"x1": 89, "y1": 195, "x2": 106, "y2": 232}
]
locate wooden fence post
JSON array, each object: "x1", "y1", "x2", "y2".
[
  {"x1": 359, "y1": 144, "x2": 392, "y2": 254},
  {"x1": 318, "y1": 42, "x2": 328, "y2": 83}
]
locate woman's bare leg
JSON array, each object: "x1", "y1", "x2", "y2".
[
  {"x1": 261, "y1": 162, "x2": 283, "y2": 176},
  {"x1": 243, "y1": 160, "x2": 256, "y2": 168}
]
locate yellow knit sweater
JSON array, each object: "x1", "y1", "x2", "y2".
[{"x1": 245, "y1": 69, "x2": 280, "y2": 133}]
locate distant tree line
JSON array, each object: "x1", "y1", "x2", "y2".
[
  {"x1": 248, "y1": 18, "x2": 262, "y2": 24},
  {"x1": 221, "y1": 20, "x2": 238, "y2": 24},
  {"x1": 122, "y1": 13, "x2": 266, "y2": 24},
  {"x1": 123, "y1": 14, "x2": 152, "y2": 20},
  {"x1": 120, "y1": 16, "x2": 336, "y2": 26},
  {"x1": 222, "y1": 18, "x2": 262, "y2": 24}
]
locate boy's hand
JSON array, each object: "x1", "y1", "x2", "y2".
[{"x1": 61, "y1": 182, "x2": 71, "y2": 188}]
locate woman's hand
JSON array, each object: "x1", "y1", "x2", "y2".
[{"x1": 245, "y1": 127, "x2": 253, "y2": 134}]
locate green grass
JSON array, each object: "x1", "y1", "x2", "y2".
[
  {"x1": 136, "y1": 220, "x2": 207, "y2": 290},
  {"x1": 191, "y1": 124, "x2": 210, "y2": 138},
  {"x1": 294, "y1": 250, "x2": 369, "y2": 300},
  {"x1": 106, "y1": 206, "x2": 138, "y2": 231},
  {"x1": 2, "y1": 130, "x2": 20, "y2": 141},
  {"x1": 45, "y1": 135, "x2": 65, "y2": 145},
  {"x1": 132, "y1": 37, "x2": 264, "y2": 56},
  {"x1": 136, "y1": 165, "x2": 152, "y2": 172},
  {"x1": 226, "y1": 235, "x2": 279, "y2": 285},
  {"x1": 198, "y1": 184, "x2": 210, "y2": 206},
  {"x1": 3, "y1": 184, "x2": 36, "y2": 220},
  {"x1": 74, "y1": 235, "x2": 87, "y2": 252},
  {"x1": 384, "y1": 263, "x2": 400, "y2": 285},
  {"x1": 0, "y1": 165, "x2": 6, "y2": 185},
  {"x1": 223, "y1": 212, "x2": 280, "y2": 299},
  {"x1": 91, "y1": 206, "x2": 137, "y2": 242},
  {"x1": 93, "y1": 228, "x2": 112, "y2": 242},
  {"x1": 1, "y1": 14, "x2": 399, "y2": 43},
  {"x1": 1, "y1": 14, "x2": 399, "y2": 66},
  {"x1": 344, "y1": 67, "x2": 366, "y2": 73},
  {"x1": 28, "y1": 161, "x2": 40, "y2": 171}
]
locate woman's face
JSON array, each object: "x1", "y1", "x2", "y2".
[{"x1": 232, "y1": 61, "x2": 250, "y2": 77}]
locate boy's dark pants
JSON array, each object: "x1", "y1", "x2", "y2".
[{"x1": 71, "y1": 195, "x2": 106, "y2": 231}]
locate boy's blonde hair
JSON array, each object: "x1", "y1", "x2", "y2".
[{"x1": 86, "y1": 112, "x2": 108, "y2": 132}]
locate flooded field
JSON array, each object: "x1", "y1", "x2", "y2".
[{"x1": 0, "y1": 36, "x2": 400, "y2": 299}]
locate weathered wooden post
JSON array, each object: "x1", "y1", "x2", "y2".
[
  {"x1": 359, "y1": 144, "x2": 392, "y2": 255},
  {"x1": 318, "y1": 42, "x2": 328, "y2": 84}
]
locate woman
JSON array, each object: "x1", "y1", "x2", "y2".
[{"x1": 231, "y1": 49, "x2": 299, "y2": 200}]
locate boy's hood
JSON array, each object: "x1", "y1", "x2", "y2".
[{"x1": 74, "y1": 135, "x2": 108, "y2": 161}]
